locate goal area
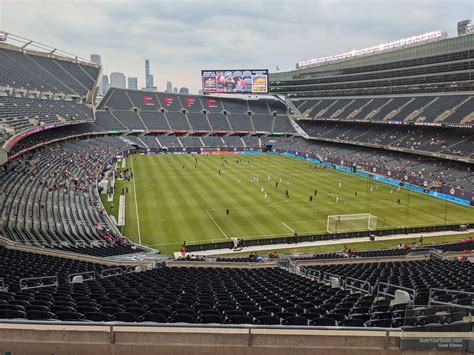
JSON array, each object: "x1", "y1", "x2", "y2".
[{"x1": 327, "y1": 213, "x2": 378, "y2": 234}]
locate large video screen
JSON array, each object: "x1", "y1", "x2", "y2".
[{"x1": 201, "y1": 69, "x2": 268, "y2": 94}]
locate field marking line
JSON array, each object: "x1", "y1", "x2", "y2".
[
  {"x1": 383, "y1": 199, "x2": 447, "y2": 224},
  {"x1": 208, "y1": 201, "x2": 311, "y2": 212},
  {"x1": 205, "y1": 209, "x2": 230, "y2": 239},
  {"x1": 282, "y1": 219, "x2": 324, "y2": 224},
  {"x1": 281, "y1": 222, "x2": 295, "y2": 233},
  {"x1": 130, "y1": 156, "x2": 142, "y2": 245}
]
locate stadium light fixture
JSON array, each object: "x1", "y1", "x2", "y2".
[
  {"x1": 296, "y1": 30, "x2": 447, "y2": 69},
  {"x1": 0, "y1": 32, "x2": 7, "y2": 41}
]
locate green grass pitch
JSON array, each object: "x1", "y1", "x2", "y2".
[{"x1": 106, "y1": 154, "x2": 473, "y2": 255}]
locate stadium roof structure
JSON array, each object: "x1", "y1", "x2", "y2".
[
  {"x1": 0, "y1": 30, "x2": 96, "y2": 66},
  {"x1": 296, "y1": 31, "x2": 447, "y2": 69},
  {"x1": 270, "y1": 31, "x2": 474, "y2": 82}
]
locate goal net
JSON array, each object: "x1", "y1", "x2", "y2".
[{"x1": 327, "y1": 213, "x2": 378, "y2": 234}]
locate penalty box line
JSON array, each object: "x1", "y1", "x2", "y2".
[
  {"x1": 205, "y1": 209, "x2": 230, "y2": 239},
  {"x1": 207, "y1": 200, "x2": 312, "y2": 212}
]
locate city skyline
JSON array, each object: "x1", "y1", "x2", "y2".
[
  {"x1": 110, "y1": 72, "x2": 126, "y2": 89},
  {"x1": 93, "y1": 55, "x2": 192, "y2": 93},
  {"x1": 127, "y1": 76, "x2": 138, "y2": 90}
]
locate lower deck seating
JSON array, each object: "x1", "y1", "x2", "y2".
[
  {"x1": 303, "y1": 259, "x2": 474, "y2": 304},
  {"x1": 1, "y1": 137, "x2": 140, "y2": 255},
  {"x1": 294, "y1": 239, "x2": 473, "y2": 261},
  {"x1": 299, "y1": 121, "x2": 474, "y2": 158},
  {"x1": 0, "y1": 261, "x2": 469, "y2": 328}
]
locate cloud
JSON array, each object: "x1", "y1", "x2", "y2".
[{"x1": 0, "y1": 0, "x2": 472, "y2": 93}]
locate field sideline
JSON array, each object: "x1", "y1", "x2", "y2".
[{"x1": 104, "y1": 153, "x2": 473, "y2": 255}]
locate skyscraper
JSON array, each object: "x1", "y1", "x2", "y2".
[
  {"x1": 145, "y1": 59, "x2": 157, "y2": 92},
  {"x1": 90, "y1": 54, "x2": 101, "y2": 65},
  {"x1": 110, "y1": 72, "x2": 126, "y2": 89},
  {"x1": 173, "y1": 87, "x2": 178, "y2": 94},
  {"x1": 102, "y1": 75, "x2": 109, "y2": 95},
  {"x1": 128, "y1": 77, "x2": 138, "y2": 90},
  {"x1": 166, "y1": 81, "x2": 173, "y2": 93},
  {"x1": 179, "y1": 87, "x2": 189, "y2": 94},
  {"x1": 90, "y1": 54, "x2": 102, "y2": 94}
]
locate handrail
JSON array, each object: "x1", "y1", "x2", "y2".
[
  {"x1": 19, "y1": 276, "x2": 58, "y2": 290},
  {"x1": 322, "y1": 272, "x2": 342, "y2": 286},
  {"x1": 429, "y1": 288, "x2": 474, "y2": 310},
  {"x1": 288, "y1": 258, "x2": 297, "y2": 273},
  {"x1": 377, "y1": 282, "x2": 416, "y2": 304},
  {"x1": 68, "y1": 271, "x2": 96, "y2": 284},
  {"x1": 125, "y1": 266, "x2": 139, "y2": 274},
  {"x1": 305, "y1": 269, "x2": 322, "y2": 282},
  {"x1": 345, "y1": 276, "x2": 372, "y2": 295},
  {"x1": 100, "y1": 268, "x2": 123, "y2": 278}
]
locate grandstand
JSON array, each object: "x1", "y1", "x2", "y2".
[
  {"x1": 0, "y1": 18, "x2": 473, "y2": 355},
  {"x1": 96, "y1": 88, "x2": 293, "y2": 134}
]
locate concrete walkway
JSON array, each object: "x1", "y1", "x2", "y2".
[{"x1": 180, "y1": 229, "x2": 473, "y2": 257}]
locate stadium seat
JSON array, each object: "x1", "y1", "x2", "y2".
[
  {"x1": 27, "y1": 310, "x2": 55, "y2": 320},
  {"x1": 55, "y1": 312, "x2": 84, "y2": 321},
  {"x1": 365, "y1": 319, "x2": 392, "y2": 328},
  {"x1": 226, "y1": 315, "x2": 253, "y2": 324},
  {"x1": 84, "y1": 312, "x2": 111, "y2": 322},
  {"x1": 338, "y1": 319, "x2": 365, "y2": 327},
  {"x1": 142, "y1": 313, "x2": 168, "y2": 323},
  {"x1": 200, "y1": 315, "x2": 224, "y2": 324},
  {"x1": 309, "y1": 318, "x2": 337, "y2": 326},
  {"x1": 282, "y1": 316, "x2": 308, "y2": 326}
]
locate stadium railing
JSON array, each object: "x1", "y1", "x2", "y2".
[{"x1": 184, "y1": 223, "x2": 473, "y2": 253}]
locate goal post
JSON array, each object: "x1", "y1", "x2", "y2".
[{"x1": 327, "y1": 213, "x2": 378, "y2": 234}]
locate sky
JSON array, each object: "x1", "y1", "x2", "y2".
[{"x1": 0, "y1": 0, "x2": 472, "y2": 93}]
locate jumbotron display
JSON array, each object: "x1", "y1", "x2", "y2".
[{"x1": 201, "y1": 69, "x2": 268, "y2": 94}]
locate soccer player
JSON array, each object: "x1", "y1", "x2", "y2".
[
  {"x1": 336, "y1": 195, "x2": 340, "y2": 203},
  {"x1": 226, "y1": 209, "x2": 230, "y2": 215},
  {"x1": 309, "y1": 195, "x2": 313, "y2": 202},
  {"x1": 397, "y1": 198, "x2": 401, "y2": 204},
  {"x1": 354, "y1": 191, "x2": 357, "y2": 198},
  {"x1": 286, "y1": 189, "x2": 289, "y2": 198},
  {"x1": 338, "y1": 182, "x2": 342, "y2": 189},
  {"x1": 218, "y1": 169, "x2": 221, "y2": 176},
  {"x1": 275, "y1": 181, "x2": 279, "y2": 188},
  {"x1": 314, "y1": 189, "x2": 318, "y2": 196}
]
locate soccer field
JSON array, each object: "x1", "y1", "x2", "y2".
[{"x1": 110, "y1": 154, "x2": 473, "y2": 255}]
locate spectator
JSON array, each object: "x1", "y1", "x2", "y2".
[
  {"x1": 179, "y1": 244, "x2": 187, "y2": 256},
  {"x1": 269, "y1": 251, "x2": 279, "y2": 258}
]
